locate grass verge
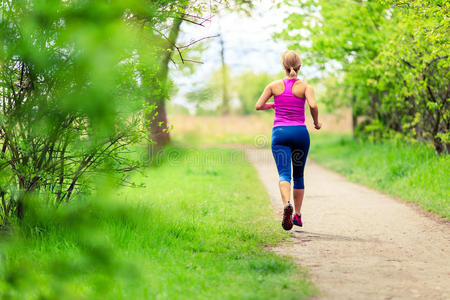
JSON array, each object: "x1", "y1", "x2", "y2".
[
  {"x1": 0, "y1": 146, "x2": 316, "y2": 299},
  {"x1": 309, "y1": 133, "x2": 450, "y2": 219}
]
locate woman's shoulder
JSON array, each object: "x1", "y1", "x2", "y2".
[
  {"x1": 267, "y1": 79, "x2": 284, "y2": 87},
  {"x1": 293, "y1": 80, "x2": 311, "y2": 90},
  {"x1": 268, "y1": 79, "x2": 285, "y2": 96},
  {"x1": 293, "y1": 79, "x2": 308, "y2": 86},
  {"x1": 292, "y1": 80, "x2": 309, "y2": 98}
]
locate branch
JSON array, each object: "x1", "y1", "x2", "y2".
[
  {"x1": 183, "y1": 59, "x2": 204, "y2": 64},
  {"x1": 401, "y1": 59, "x2": 415, "y2": 68},
  {"x1": 179, "y1": 12, "x2": 214, "y2": 22},
  {"x1": 180, "y1": 17, "x2": 206, "y2": 27},
  {"x1": 153, "y1": 27, "x2": 185, "y2": 64},
  {"x1": 154, "y1": 25, "x2": 218, "y2": 65},
  {"x1": 178, "y1": 12, "x2": 215, "y2": 27},
  {"x1": 426, "y1": 55, "x2": 449, "y2": 67},
  {"x1": 178, "y1": 35, "x2": 219, "y2": 49}
]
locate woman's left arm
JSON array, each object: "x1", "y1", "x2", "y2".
[{"x1": 255, "y1": 84, "x2": 275, "y2": 110}]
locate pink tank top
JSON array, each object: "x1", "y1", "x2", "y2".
[{"x1": 273, "y1": 78, "x2": 306, "y2": 127}]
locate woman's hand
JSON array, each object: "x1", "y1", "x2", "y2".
[
  {"x1": 314, "y1": 122, "x2": 322, "y2": 130},
  {"x1": 256, "y1": 102, "x2": 275, "y2": 110}
]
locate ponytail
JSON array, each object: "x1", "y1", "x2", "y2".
[{"x1": 289, "y1": 67, "x2": 296, "y2": 77}]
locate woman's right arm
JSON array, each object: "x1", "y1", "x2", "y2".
[
  {"x1": 305, "y1": 84, "x2": 321, "y2": 130},
  {"x1": 255, "y1": 84, "x2": 275, "y2": 111}
]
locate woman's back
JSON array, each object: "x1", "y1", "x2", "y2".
[{"x1": 273, "y1": 78, "x2": 307, "y2": 127}]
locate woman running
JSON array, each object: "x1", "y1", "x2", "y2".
[{"x1": 255, "y1": 50, "x2": 321, "y2": 231}]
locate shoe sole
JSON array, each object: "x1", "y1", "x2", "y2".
[{"x1": 282, "y1": 203, "x2": 293, "y2": 230}]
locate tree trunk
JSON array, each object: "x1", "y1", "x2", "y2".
[
  {"x1": 148, "y1": 99, "x2": 170, "y2": 155},
  {"x1": 351, "y1": 95, "x2": 357, "y2": 138},
  {"x1": 219, "y1": 33, "x2": 230, "y2": 115},
  {"x1": 147, "y1": 17, "x2": 183, "y2": 157}
]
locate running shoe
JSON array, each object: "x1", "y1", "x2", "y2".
[
  {"x1": 282, "y1": 202, "x2": 293, "y2": 230},
  {"x1": 293, "y1": 213, "x2": 303, "y2": 227}
]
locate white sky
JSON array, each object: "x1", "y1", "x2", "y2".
[{"x1": 171, "y1": 0, "x2": 319, "y2": 109}]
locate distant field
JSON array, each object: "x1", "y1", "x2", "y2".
[
  {"x1": 169, "y1": 114, "x2": 274, "y2": 145},
  {"x1": 169, "y1": 109, "x2": 352, "y2": 146}
]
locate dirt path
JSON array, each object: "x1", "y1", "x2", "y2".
[{"x1": 245, "y1": 148, "x2": 450, "y2": 300}]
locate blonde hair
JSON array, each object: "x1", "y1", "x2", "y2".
[{"x1": 281, "y1": 50, "x2": 302, "y2": 77}]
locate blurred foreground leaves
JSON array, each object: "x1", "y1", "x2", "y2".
[{"x1": 0, "y1": 0, "x2": 191, "y2": 223}]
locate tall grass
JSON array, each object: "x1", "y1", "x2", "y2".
[
  {"x1": 0, "y1": 146, "x2": 315, "y2": 299},
  {"x1": 309, "y1": 133, "x2": 450, "y2": 219}
]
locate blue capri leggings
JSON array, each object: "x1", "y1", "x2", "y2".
[{"x1": 271, "y1": 126, "x2": 310, "y2": 189}]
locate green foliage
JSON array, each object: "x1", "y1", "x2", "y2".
[
  {"x1": 233, "y1": 71, "x2": 280, "y2": 114},
  {"x1": 0, "y1": 146, "x2": 316, "y2": 299},
  {"x1": 278, "y1": 0, "x2": 449, "y2": 153},
  {"x1": 185, "y1": 66, "x2": 232, "y2": 115},
  {"x1": 311, "y1": 74, "x2": 350, "y2": 113},
  {"x1": 310, "y1": 133, "x2": 450, "y2": 219},
  {"x1": 185, "y1": 85, "x2": 216, "y2": 109},
  {"x1": 0, "y1": 0, "x2": 212, "y2": 223}
]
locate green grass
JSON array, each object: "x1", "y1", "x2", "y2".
[
  {"x1": 309, "y1": 133, "x2": 450, "y2": 219},
  {"x1": 0, "y1": 146, "x2": 315, "y2": 299}
]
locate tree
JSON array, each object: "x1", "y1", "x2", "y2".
[
  {"x1": 278, "y1": 0, "x2": 449, "y2": 152},
  {"x1": 219, "y1": 32, "x2": 231, "y2": 114},
  {"x1": 144, "y1": 0, "x2": 254, "y2": 151},
  {"x1": 147, "y1": 16, "x2": 184, "y2": 152},
  {"x1": 0, "y1": 0, "x2": 192, "y2": 224}
]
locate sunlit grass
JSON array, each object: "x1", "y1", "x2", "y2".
[{"x1": 0, "y1": 146, "x2": 316, "y2": 299}]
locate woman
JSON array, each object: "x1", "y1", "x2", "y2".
[{"x1": 255, "y1": 50, "x2": 321, "y2": 231}]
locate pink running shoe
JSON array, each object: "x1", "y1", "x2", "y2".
[{"x1": 293, "y1": 213, "x2": 302, "y2": 227}]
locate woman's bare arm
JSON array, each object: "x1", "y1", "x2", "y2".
[
  {"x1": 255, "y1": 84, "x2": 275, "y2": 110},
  {"x1": 305, "y1": 84, "x2": 321, "y2": 130}
]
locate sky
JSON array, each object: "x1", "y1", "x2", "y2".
[{"x1": 171, "y1": 0, "x2": 318, "y2": 110}]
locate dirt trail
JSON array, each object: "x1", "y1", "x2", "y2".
[{"x1": 245, "y1": 148, "x2": 450, "y2": 300}]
